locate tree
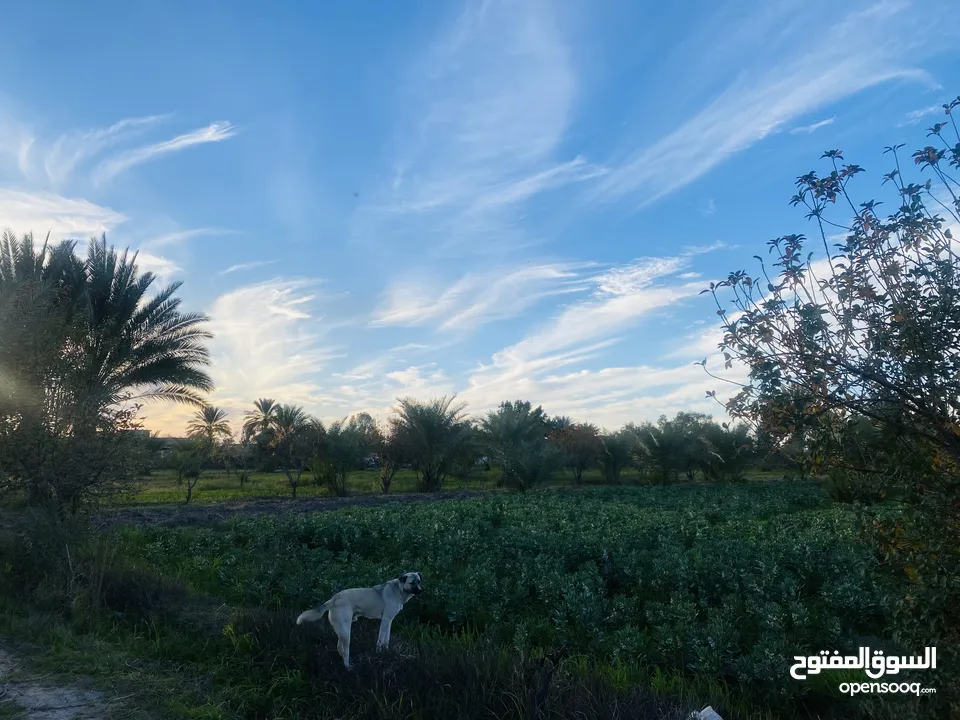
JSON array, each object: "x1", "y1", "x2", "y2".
[
  {"x1": 599, "y1": 429, "x2": 635, "y2": 484},
  {"x1": 347, "y1": 411, "x2": 379, "y2": 450},
  {"x1": 635, "y1": 420, "x2": 681, "y2": 483},
  {"x1": 371, "y1": 419, "x2": 409, "y2": 494},
  {"x1": 704, "y1": 97, "x2": 960, "y2": 706},
  {"x1": 242, "y1": 398, "x2": 279, "y2": 442},
  {"x1": 223, "y1": 436, "x2": 254, "y2": 487},
  {"x1": 268, "y1": 404, "x2": 313, "y2": 498},
  {"x1": 315, "y1": 416, "x2": 369, "y2": 496},
  {"x1": 482, "y1": 400, "x2": 561, "y2": 491},
  {"x1": 71, "y1": 237, "x2": 214, "y2": 410},
  {"x1": 186, "y1": 405, "x2": 233, "y2": 450},
  {"x1": 661, "y1": 412, "x2": 716, "y2": 481},
  {"x1": 0, "y1": 232, "x2": 213, "y2": 512},
  {"x1": 550, "y1": 422, "x2": 602, "y2": 484},
  {"x1": 699, "y1": 421, "x2": 753, "y2": 482},
  {"x1": 169, "y1": 438, "x2": 208, "y2": 504},
  {"x1": 392, "y1": 396, "x2": 470, "y2": 492},
  {"x1": 449, "y1": 421, "x2": 485, "y2": 487},
  {"x1": 135, "y1": 430, "x2": 168, "y2": 476}
]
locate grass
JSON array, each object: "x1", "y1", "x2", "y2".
[{"x1": 117, "y1": 467, "x2": 788, "y2": 505}]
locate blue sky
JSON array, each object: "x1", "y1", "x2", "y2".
[{"x1": 1, "y1": 0, "x2": 958, "y2": 436}]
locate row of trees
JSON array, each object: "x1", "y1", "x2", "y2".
[
  {"x1": 169, "y1": 396, "x2": 781, "y2": 500},
  {"x1": 0, "y1": 227, "x2": 781, "y2": 508}
]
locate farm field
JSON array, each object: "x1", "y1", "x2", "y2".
[
  {"x1": 115, "y1": 467, "x2": 788, "y2": 505},
  {"x1": 0, "y1": 480, "x2": 922, "y2": 720}
]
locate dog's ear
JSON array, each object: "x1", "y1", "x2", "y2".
[{"x1": 398, "y1": 573, "x2": 408, "y2": 583}]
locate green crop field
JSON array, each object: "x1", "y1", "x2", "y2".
[{"x1": 2, "y1": 480, "x2": 920, "y2": 720}]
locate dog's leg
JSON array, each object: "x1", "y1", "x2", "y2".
[
  {"x1": 376, "y1": 616, "x2": 393, "y2": 652},
  {"x1": 330, "y1": 609, "x2": 353, "y2": 669}
]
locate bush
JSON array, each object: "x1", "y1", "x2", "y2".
[{"x1": 100, "y1": 566, "x2": 188, "y2": 620}]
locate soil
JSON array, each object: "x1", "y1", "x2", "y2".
[
  {"x1": 0, "y1": 648, "x2": 107, "y2": 719},
  {"x1": 102, "y1": 489, "x2": 490, "y2": 528}
]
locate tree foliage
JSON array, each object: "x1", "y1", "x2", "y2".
[
  {"x1": 392, "y1": 396, "x2": 470, "y2": 492},
  {"x1": 0, "y1": 232, "x2": 214, "y2": 512},
  {"x1": 705, "y1": 96, "x2": 960, "y2": 704},
  {"x1": 482, "y1": 400, "x2": 562, "y2": 491},
  {"x1": 549, "y1": 422, "x2": 603, "y2": 484},
  {"x1": 186, "y1": 405, "x2": 233, "y2": 449},
  {"x1": 599, "y1": 429, "x2": 636, "y2": 484},
  {"x1": 370, "y1": 419, "x2": 408, "y2": 494},
  {"x1": 315, "y1": 415, "x2": 371, "y2": 496}
]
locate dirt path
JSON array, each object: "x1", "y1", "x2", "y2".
[
  {"x1": 102, "y1": 489, "x2": 490, "y2": 528},
  {"x1": 0, "y1": 649, "x2": 107, "y2": 719}
]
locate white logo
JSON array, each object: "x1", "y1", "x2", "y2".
[{"x1": 790, "y1": 646, "x2": 936, "y2": 680}]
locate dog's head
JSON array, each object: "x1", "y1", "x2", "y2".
[{"x1": 398, "y1": 571, "x2": 423, "y2": 595}]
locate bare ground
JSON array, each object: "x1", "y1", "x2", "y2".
[
  {"x1": 0, "y1": 648, "x2": 107, "y2": 720},
  {"x1": 101, "y1": 489, "x2": 490, "y2": 528}
]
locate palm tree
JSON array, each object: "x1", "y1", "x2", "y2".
[
  {"x1": 269, "y1": 404, "x2": 313, "y2": 497},
  {"x1": 242, "y1": 398, "x2": 279, "y2": 442},
  {"x1": 75, "y1": 237, "x2": 213, "y2": 408},
  {"x1": 271, "y1": 404, "x2": 311, "y2": 442},
  {"x1": 0, "y1": 230, "x2": 81, "y2": 289},
  {"x1": 1, "y1": 233, "x2": 214, "y2": 413},
  {"x1": 481, "y1": 401, "x2": 559, "y2": 491},
  {"x1": 186, "y1": 405, "x2": 233, "y2": 446},
  {"x1": 0, "y1": 232, "x2": 214, "y2": 511},
  {"x1": 392, "y1": 395, "x2": 469, "y2": 492}
]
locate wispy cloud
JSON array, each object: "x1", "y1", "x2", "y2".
[
  {"x1": 335, "y1": 343, "x2": 437, "y2": 382},
  {"x1": 0, "y1": 189, "x2": 125, "y2": 240},
  {"x1": 91, "y1": 121, "x2": 237, "y2": 184},
  {"x1": 218, "y1": 259, "x2": 279, "y2": 276},
  {"x1": 40, "y1": 114, "x2": 170, "y2": 186},
  {"x1": 142, "y1": 278, "x2": 345, "y2": 434},
  {"x1": 371, "y1": 262, "x2": 591, "y2": 331},
  {"x1": 142, "y1": 227, "x2": 240, "y2": 250},
  {"x1": 461, "y1": 257, "x2": 698, "y2": 397},
  {"x1": 898, "y1": 104, "x2": 944, "y2": 126},
  {"x1": 453, "y1": 315, "x2": 749, "y2": 430},
  {"x1": 468, "y1": 157, "x2": 607, "y2": 212},
  {"x1": 790, "y1": 116, "x2": 835, "y2": 134},
  {"x1": 354, "y1": 0, "x2": 590, "y2": 258},
  {"x1": 348, "y1": 255, "x2": 706, "y2": 430},
  {"x1": 589, "y1": 1, "x2": 941, "y2": 208},
  {"x1": 133, "y1": 251, "x2": 183, "y2": 283}
]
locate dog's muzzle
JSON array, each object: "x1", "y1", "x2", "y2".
[{"x1": 411, "y1": 587, "x2": 423, "y2": 595}]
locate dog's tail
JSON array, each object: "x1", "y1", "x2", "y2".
[{"x1": 296, "y1": 601, "x2": 331, "y2": 625}]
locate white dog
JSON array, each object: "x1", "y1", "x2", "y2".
[{"x1": 296, "y1": 572, "x2": 423, "y2": 669}]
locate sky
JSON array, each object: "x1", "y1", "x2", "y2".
[{"x1": 1, "y1": 0, "x2": 958, "y2": 436}]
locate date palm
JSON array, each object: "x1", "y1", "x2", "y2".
[
  {"x1": 393, "y1": 395, "x2": 469, "y2": 491},
  {"x1": 1, "y1": 232, "x2": 213, "y2": 419},
  {"x1": 242, "y1": 398, "x2": 280, "y2": 442},
  {"x1": 75, "y1": 237, "x2": 213, "y2": 408},
  {"x1": 271, "y1": 403, "x2": 311, "y2": 444},
  {"x1": 269, "y1": 403, "x2": 313, "y2": 497},
  {"x1": 186, "y1": 405, "x2": 233, "y2": 446}
]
